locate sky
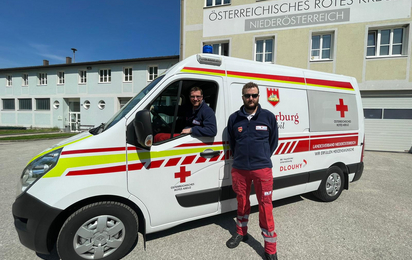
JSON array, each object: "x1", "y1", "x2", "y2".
[{"x1": 0, "y1": 0, "x2": 180, "y2": 69}]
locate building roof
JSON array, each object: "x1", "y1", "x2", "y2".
[{"x1": 0, "y1": 55, "x2": 180, "y2": 72}]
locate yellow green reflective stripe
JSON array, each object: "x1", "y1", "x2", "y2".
[{"x1": 28, "y1": 135, "x2": 92, "y2": 164}]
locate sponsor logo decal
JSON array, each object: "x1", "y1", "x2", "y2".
[
  {"x1": 267, "y1": 88, "x2": 280, "y2": 107},
  {"x1": 280, "y1": 159, "x2": 307, "y2": 172}
]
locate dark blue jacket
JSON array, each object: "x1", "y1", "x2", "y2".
[
  {"x1": 186, "y1": 101, "x2": 217, "y2": 137},
  {"x1": 227, "y1": 104, "x2": 278, "y2": 170}
]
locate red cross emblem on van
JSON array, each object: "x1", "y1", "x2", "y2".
[
  {"x1": 336, "y1": 98, "x2": 348, "y2": 118},
  {"x1": 267, "y1": 88, "x2": 280, "y2": 107}
]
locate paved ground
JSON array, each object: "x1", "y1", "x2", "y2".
[{"x1": 1, "y1": 139, "x2": 411, "y2": 260}]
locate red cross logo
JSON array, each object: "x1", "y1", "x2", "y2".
[
  {"x1": 175, "y1": 166, "x2": 191, "y2": 183},
  {"x1": 336, "y1": 98, "x2": 348, "y2": 118}
]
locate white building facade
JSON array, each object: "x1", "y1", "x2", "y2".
[{"x1": 0, "y1": 56, "x2": 178, "y2": 132}]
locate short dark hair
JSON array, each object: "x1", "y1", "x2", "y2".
[
  {"x1": 242, "y1": 82, "x2": 259, "y2": 94},
  {"x1": 190, "y1": 86, "x2": 203, "y2": 95}
]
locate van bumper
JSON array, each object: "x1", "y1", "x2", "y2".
[
  {"x1": 349, "y1": 162, "x2": 364, "y2": 182},
  {"x1": 12, "y1": 192, "x2": 62, "y2": 254}
]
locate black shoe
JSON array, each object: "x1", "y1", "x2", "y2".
[
  {"x1": 264, "y1": 252, "x2": 278, "y2": 260},
  {"x1": 226, "y1": 233, "x2": 248, "y2": 249}
]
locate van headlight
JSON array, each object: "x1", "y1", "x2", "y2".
[{"x1": 18, "y1": 148, "x2": 62, "y2": 194}]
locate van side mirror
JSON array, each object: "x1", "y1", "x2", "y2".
[{"x1": 134, "y1": 109, "x2": 153, "y2": 148}]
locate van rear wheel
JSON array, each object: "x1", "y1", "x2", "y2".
[
  {"x1": 57, "y1": 201, "x2": 138, "y2": 260},
  {"x1": 314, "y1": 166, "x2": 344, "y2": 202}
]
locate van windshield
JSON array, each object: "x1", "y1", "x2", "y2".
[{"x1": 101, "y1": 75, "x2": 164, "y2": 132}]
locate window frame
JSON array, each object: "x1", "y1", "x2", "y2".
[
  {"x1": 205, "y1": 0, "x2": 231, "y2": 7},
  {"x1": 6, "y1": 75, "x2": 12, "y2": 87},
  {"x1": 18, "y1": 98, "x2": 32, "y2": 111},
  {"x1": 366, "y1": 25, "x2": 408, "y2": 58},
  {"x1": 203, "y1": 41, "x2": 230, "y2": 56},
  {"x1": 2, "y1": 99, "x2": 15, "y2": 110},
  {"x1": 310, "y1": 32, "x2": 334, "y2": 61},
  {"x1": 99, "y1": 69, "x2": 111, "y2": 83},
  {"x1": 22, "y1": 73, "x2": 29, "y2": 86},
  {"x1": 254, "y1": 37, "x2": 275, "y2": 63},
  {"x1": 35, "y1": 98, "x2": 50, "y2": 111},
  {"x1": 79, "y1": 70, "x2": 87, "y2": 84},
  {"x1": 38, "y1": 72, "x2": 47, "y2": 85},
  {"x1": 124, "y1": 67, "x2": 133, "y2": 82},
  {"x1": 147, "y1": 65, "x2": 159, "y2": 82},
  {"x1": 57, "y1": 71, "x2": 65, "y2": 85}
]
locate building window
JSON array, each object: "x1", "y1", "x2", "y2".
[
  {"x1": 19, "y1": 99, "x2": 32, "y2": 110},
  {"x1": 98, "y1": 100, "x2": 106, "y2": 110},
  {"x1": 311, "y1": 33, "x2": 333, "y2": 61},
  {"x1": 83, "y1": 100, "x2": 91, "y2": 110},
  {"x1": 367, "y1": 26, "x2": 407, "y2": 57},
  {"x1": 99, "y1": 69, "x2": 111, "y2": 83},
  {"x1": 255, "y1": 38, "x2": 274, "y2": 63},
  {"x1": 36, "y1": 98, "x2": 50, "y2": 110},
  {"x1": 38, "y1": 73, "x2": 47, "y2": 85},
  {"x1": 57, "y1": 71, "x2": 65, "y2": 84},
  {"x1": 53, "y1": 100, "x2": 60, "y2": 109},
  {"x1": 6, "y1": 75, "x2": 12, "y2": 86},
  {"x1": 124, "y1": 67, "x2": 133, "y2": 82},
  {"x1": 204, "y1": 42, "x2": 229, "y2": 56},
  {"x1": 148, "y1": 66, "x2": 158, "y2": 81},
  {"x1": 79, "y1": 70, "x2": 87, "y2": 84},
  {"x1": 2, "y1": 99, "x2": 15, "y2": 110},
  {"x1": 364, "y1": 109, "x2": 382, "y2": 119},
  {"x1": 384, "y1": 109, "x2": 412, "y2": 119},
  {"x1": 22, "y1": 74, "x2": 29, "y2": 86},
  {"x1": 205, "y1": 0, "x2": 230, "y2": 7}
]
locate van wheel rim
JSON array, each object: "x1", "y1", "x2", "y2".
[
  {"x1": 326, "y1": 173, "x2": 341, "y2": 197},
  {"x1": 73, "y1": 215, "x2": 125, "y2": 259}
]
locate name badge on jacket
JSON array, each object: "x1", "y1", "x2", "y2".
[
  {"x1": 256, "y1": 125, "x2": 267, "y2": 131},
  {"x1": 192, "y1": 119, "x2": 201, "y2": 125}
]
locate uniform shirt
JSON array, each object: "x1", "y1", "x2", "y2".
[
  {"x1": 227, "y1": 104, "x2": 278, "y2": 171},
  {"x1": 185, "y1": 100, "x2": 217, "y2": 137}
]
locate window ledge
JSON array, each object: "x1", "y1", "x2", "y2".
[
  {"x1": 310, "y1": 59, "x2": 333, "y2": 62},
  {"x1": 366, "y1": 55, "x2": 408, "y2": 60}
]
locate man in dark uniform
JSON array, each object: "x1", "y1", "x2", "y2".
[
  {"x1": 153, "y1": 86, "x2": 216, "y2": 142},
  {"x1": 226, "y1": 82, "x2": 279, "y2": 260},
  {"x1": 181, "y1": 86, "x2": 217, "y2": 137}
]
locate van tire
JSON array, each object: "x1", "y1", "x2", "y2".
[
  {"x1": 314, "y1": 166, "x2": 344, "y2": 202},
  {"x1": 57, "y1": 201, "x2": 138, "y2": 260}
]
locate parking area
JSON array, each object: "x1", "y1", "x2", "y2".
[{"x1": 1, "y1": 139, "x2": 411, "y2": 260}]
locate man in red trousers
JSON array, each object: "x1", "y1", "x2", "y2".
[{"x1": 226, "y1": 82, "x2": 279, "y2": 260}]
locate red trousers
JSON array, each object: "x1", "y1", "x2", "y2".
[{"x1": 231, "y1": 167, "x2": 277, "y2": 254}]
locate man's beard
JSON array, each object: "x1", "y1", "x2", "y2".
[{"x1": 244, "y1": 100, "x2": 258, "y2": 111}]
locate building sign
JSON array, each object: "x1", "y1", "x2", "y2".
[{"x1": 203, "y1": 0, "x2": 411, "y2": 37}]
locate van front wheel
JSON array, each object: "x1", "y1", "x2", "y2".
[
  {"x1": 314, "y1": 166, "x2": 344, "y2": 202},
  {"x1": 57, "y1": 201, "x2": 138, "y2": 260}
]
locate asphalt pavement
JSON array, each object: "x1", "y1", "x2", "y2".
[{"x1": 1, "y1": 139, "x2": 411, "y2": 260}]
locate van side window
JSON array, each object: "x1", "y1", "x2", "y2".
[
  {"x1": 150, "y1": 80, "x2": 218, "y2": 144},
  {"x1": 307, "y1": 90, "x2": 359, "y2": 131}
]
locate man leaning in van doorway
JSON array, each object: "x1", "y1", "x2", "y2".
[
  {"x1": 226, "y1": 82, "x2": 279, "y2": 260},
  {"x1": 153, "y1": 86, "x2": 217, "y2": 142}
]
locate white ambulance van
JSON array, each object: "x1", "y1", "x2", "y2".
[{"x1": 13, "y1": 54, "x2": 364, "y2": 260}]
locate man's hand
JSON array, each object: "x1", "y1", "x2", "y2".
[{"x1": 181, "y1": 128, "x2": 192, "y2": 134}]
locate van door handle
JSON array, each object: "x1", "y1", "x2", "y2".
[{"x1": 200, "y1": 149, "x2": 221, "y2": 159}]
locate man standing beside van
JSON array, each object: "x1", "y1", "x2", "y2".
[{"x1": 226, "y1": 82, "x2": 279, "y2": 260}]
